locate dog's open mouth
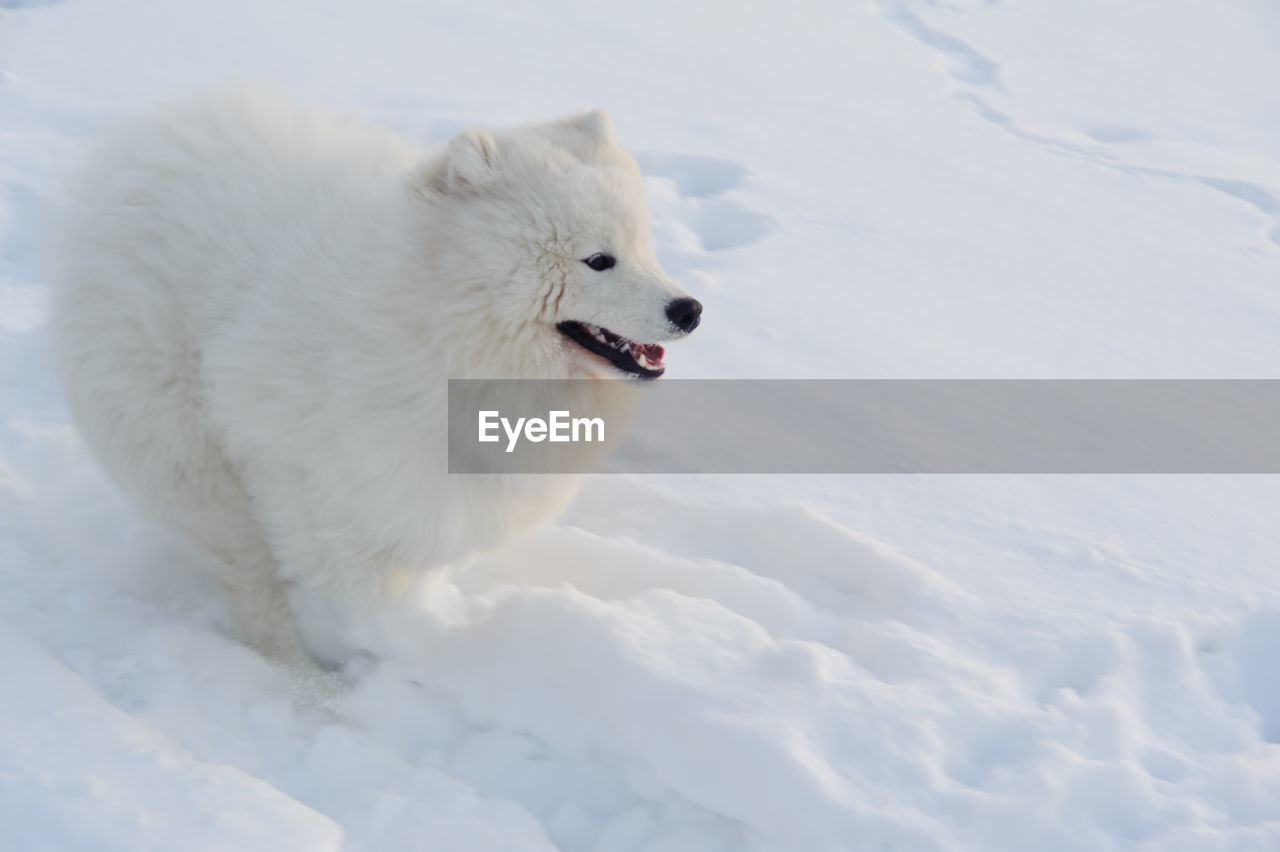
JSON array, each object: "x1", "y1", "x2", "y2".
[{"x1": 557, "y1": 321, "x2": 666, "y2": 379}]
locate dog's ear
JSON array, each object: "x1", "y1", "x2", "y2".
[
  {"x1": 564, "y1": 109, "x2": 614, "y2": 145},
  {"x1": 447, "y1": 126, "x2": 499, "y2": 190},
  {"x1": 409, "y1": 126, "x2": 501, "y2": 198}
]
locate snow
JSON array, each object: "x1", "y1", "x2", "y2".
[
  {"x1": 0, "y1": 621, "x2": 343, "y2": 852},
  {"x1": 3, "y1": 0, "x2": 1280, "y2": 850}
]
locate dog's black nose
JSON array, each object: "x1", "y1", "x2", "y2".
[{"x1": 666, "y1": 297, "x2": 702, "y2": 333}]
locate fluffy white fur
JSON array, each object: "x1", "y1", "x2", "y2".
[{"x1": 49, "y1": 86, "x2": 694, "y2": 660}]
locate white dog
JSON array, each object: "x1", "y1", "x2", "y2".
[{"x1": 49, "y1": 86, "x2": 701, "y2": 660}]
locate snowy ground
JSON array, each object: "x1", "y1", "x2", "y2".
[{"x1": 3, "y1": 1, "x2": 1280, "y2": 850}]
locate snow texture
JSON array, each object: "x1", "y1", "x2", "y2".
[{"x1": 3, "y1": 0, "x2": 1280, "y2": 850}]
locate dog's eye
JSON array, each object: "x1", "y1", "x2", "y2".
[{"x1": 583, "y1": 253, "x2": 616, "y2": 272}]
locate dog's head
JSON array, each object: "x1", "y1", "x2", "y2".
[{"x1": 410, "y1": 111, "x2": 700, "y2": 379}]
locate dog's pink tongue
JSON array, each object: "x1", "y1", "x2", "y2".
[
  {"x1": 627, "y1": 342, "x2": 664, "y2": 365},
  {"x1": 636, "y1": 343, "x2": 664, "y2": 364}
]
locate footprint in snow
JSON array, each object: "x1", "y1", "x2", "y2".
[
  {"x1": 633, "y1": 152, "x2": 748, "y2": 199},
  {"x1": 637, "y1": 152, "x2": 776, "y2": 253},
  {"x1": 687, "y1": 197, "x2": 775, "y2": 252}
]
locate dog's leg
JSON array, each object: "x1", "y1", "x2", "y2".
[{"x1": 210, "y1": 537, "x2": 308, "y2": 663}]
